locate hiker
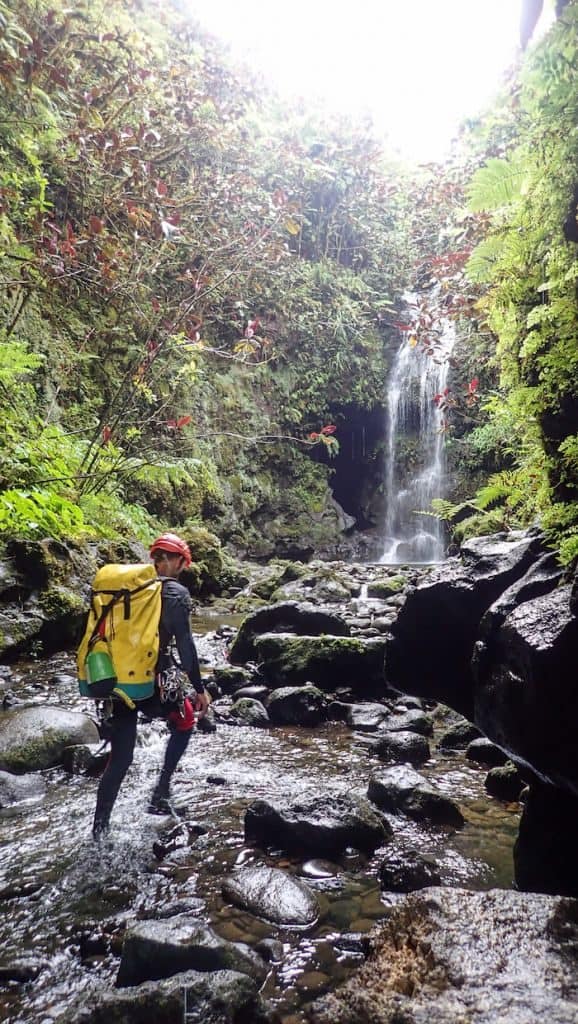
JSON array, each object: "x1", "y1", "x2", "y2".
[{"x1": 91, "y1": 532, "x2": 209, "y2": 838}]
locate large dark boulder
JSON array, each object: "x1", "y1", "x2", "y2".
[
  {"x1": 244, "y1": 794, "x2": 391, "y2": 856},
  {"x1": 222, "y1": 865, "x2": 320, "y2": 927},
  {"x1": 229, "y1": 602, "x2": 350, "y2": 664},
  {"x1": 309, "y1": 888, "x2": 578, "y2": 1024},
  {"x1": 385, "y1": 531, "x2": 545, "y2": 718},
  {"x1": 515, "y1": 781, "x2": 578, "y2": 898},
  {"x1": 473, "y1": 577, "x2": 578, "y2": 795},
  {"x1": 378, "y1": 848, "x2": 441, "y2": 892}
]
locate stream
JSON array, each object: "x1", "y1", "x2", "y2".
[{"x1": 0, "y1": 615, "x2": 521, "y2": 1024}]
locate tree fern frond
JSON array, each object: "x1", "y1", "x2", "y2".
[{"x1": 466, "y1": 157, "x2": 526, "y2": 212}]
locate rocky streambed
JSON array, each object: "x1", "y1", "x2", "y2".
[{"x1": 0, "y1": 538, "x2": 577, "y2": 1023}]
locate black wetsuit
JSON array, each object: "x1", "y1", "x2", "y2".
[{"x1": 92, "y1": 578, "x2": 204, "y2": 834}]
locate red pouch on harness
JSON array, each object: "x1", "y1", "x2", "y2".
[{"x1": 168, "y1": 697, "x2": 195, "y2": 731}]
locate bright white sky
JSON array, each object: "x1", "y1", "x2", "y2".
[{"x1": 185, "y1": 0, "x2": 555, "y2": 163}]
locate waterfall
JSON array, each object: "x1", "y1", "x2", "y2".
[{"x1": 380, "y1": 319, "x2": 455, "y2": 564}]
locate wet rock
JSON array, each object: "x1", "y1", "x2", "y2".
[
  {"x1": 299, "y1": 859, "x2": 339, "y2": 879},
  {"x1": 346, "y1": 703, "x2": 390, "y2": 731},
  {"x1": 367, "y1": 730, "x2": 431, "y2": 768},
  {"x1": 245, "y1": 794, "x2": 391, "y2": 856},
  {"x1": 332, "y1": 933, "x2": 371, "y2": 956},
  {"x1": 267, "y1": 685, "x2": 327, "y2": 726},
  {"x1": 116, "y1": 919, "x2": 267, "y2": 988},
  {"x1": 485, "y1": 763, "x2": 525, "y2": 802},
  {"x1": 385, "y1": 530, "x2": 545, "y2": 718},
  {"x1": 0, "y1": 881, "x2": 43, "y2": 900},
  {"x1": 474, "y1": 579, "x2": 578, "y2": 794},
  {"x1": 251, "y1": 633, "x2": 387, "y2": 692},
  {"x1": 515, "y1": 781, "x2": 578, "y2": 897},
  {"x1": 394, "y1": 696, "x2": 424, "y2": 711},
  {"x1": 327, "y1": 700, "x2": 350, "y2": 722},
  {"x1": 255, "y1": 938, "x2": 284, "y2": 963},
  {"x1": 378, "y1": 848, "x2": 441, "y2": 892},
  {"x1": 196, "y1": 711, "x2": 217, "y2": 734},
  {"x1": 137, "y1": 898, "x2": 204, "y2": 920},
  {"x1": 222, "y1": 865, "x2": 320, "y2": 927},
  {"x1": 367, "y1": 576, "x2": 406, "y2": 599},
  {"x1": 383, "y1": 708, "x2": 433, "y2": 736},
  {"x1": 0, "y1": 769, "x2": 46, "y2": 808},
  {"x1": 368, "y1": 766, "x2": 464, "y2": 827},
  {"x1": 0, "y1": 958, "x2": 42, "y2": 983},
  {"x1": 212, "y1": 666, "x2": 252, "y2": 694},
  {"x1": 438, "y1": 719, "x2": 482, "y2": 750},
  {"x1": 0, "y1": 706, "x2": 99, "y2": 772},
  {"x1": 61, "y1": 968, "x2": 277, "y2": 1024},
  {"x1": 229, "y1": 698, "x2": 270, "y2": 728},
  {"x1": 230, "y1": 602, "x2": 350, "y2": 664},
  {"x1": 466, "y1": 737, "x2": 509, "y2": 767},
  {"x1": 60, "y1": 744, "x2": 108, "y2": 775},
  {"x1": 309, "y1": 888, "x2": 578, "y2": 1024},
  {"x1": 231, "y1": 684, "x2": 269, "y2": 700}
]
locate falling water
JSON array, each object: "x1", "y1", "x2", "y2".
[{"x1": 380, "y1": 319, "x2": 455, "y2": 564}]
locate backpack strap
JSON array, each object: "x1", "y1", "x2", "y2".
[{"x1": 88, "y1": 578, "x2": 159, "y2": 648}]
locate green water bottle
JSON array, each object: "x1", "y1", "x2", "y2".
[{"x1": 85, "y1": 646, "x2": 117, "y2": 698}]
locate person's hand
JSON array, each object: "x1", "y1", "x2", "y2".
[{"x1": 194, "y1": 691, "x2": 211, "y2": 719}]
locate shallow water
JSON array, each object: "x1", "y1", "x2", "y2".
[{"x1": 0, "y1": 648, "x2": 520, "y2": 1023}]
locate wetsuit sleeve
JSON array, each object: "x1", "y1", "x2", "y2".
[{"x1": 160, "y1": 582, "x2": 204, "y2": 692}]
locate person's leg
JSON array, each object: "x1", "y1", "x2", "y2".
[
  {"x1": 92, "y1": 702, "x2": 138, "y2": 837},
  {"x1": 148, "y1": 698, "x2": 194, "y2": 813}
]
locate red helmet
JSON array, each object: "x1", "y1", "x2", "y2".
[{"x1": 149, "y1": 532, "x2": 192, "y2": 567}]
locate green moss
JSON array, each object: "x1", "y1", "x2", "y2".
[{"x1": 367, "y1": 575, "x2": 406, "y2": 598}]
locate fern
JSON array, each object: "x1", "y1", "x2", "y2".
[
  {"x1": 465, "y1": 235, "x2": 507, "y2": 284},
  {"x1": 466, "y1": 157, "x2": 526, "y2": 213}
]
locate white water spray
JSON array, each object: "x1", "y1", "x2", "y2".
[{"x1": 380, "y1": 319, "x2": 455, "y2": 564}]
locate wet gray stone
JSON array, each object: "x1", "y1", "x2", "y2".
[
  {"x1": 267, "y1": 685, "x2": 327, "y2": 726},
  {"x1": 222, "y1": 865, "x2": 320, "y2": 927},
  {"x1": 466, "y1": 737, "x2": 509, "y2": 767},
  {"x1": 116, "y1": 919, "x2": 267, "y2": 988},
  {"x1": 438, "y1": 719, "x2": 482, "y2": 750},
  {"x1": 485, "y1": 763, "x2": 525, "y2": 802},
  {"x1": 383, "y1": 709, "x2": 433, "y2": 737},
  {"x1": 0, "y1": 706, "x2": 99, "y2": 772},
  {"x1": 347, "y1": 703, "x2": 390, "y2": 731},
  {"x1": 245, "y1": 793, "x2": 391, "y2": 856},
  {"x1": 378, "y1": 848, "x2": 441, "y2": 892},
  {"x1": 229, "y1": 698, "x2": 270, "y2": 728},
  {"x1": 368, "y1": 766, "x2": 464, "y2": 827},
  {"x1": 309, "y1": 888, "x2": 578, "y2": 1024},
  {"x1": 369, "y1": 730, "x2": 431, "y2": 767},
  {"x1": 0, "y1": 769, "x2": 46, "y2": 808},
  {"x1": 60, "y1": 968, "x2": 277, "y2": 1023}
]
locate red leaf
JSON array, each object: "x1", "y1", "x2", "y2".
[
  {"x1": 308, "y1": 432, "x2": 320, "y2": 441},
  {"x1": 89, "y1": 215, "x2": 104, "y2": 235},
  {"x1": 156, "y1": 179, "x2": 168, "y2": 197},
  {"x1": 321, "y1": 424, "x2": 337, "y2": 435},
  {"x1": 102, "y1": 426, "x2": 112, "y2": 443},
  {"x1": 176, "y1": 415, "x2": 192, "y2": 428}
]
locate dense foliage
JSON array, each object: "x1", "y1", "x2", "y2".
[
  {"x1": 0, "y1": 0, "x2": 409, "y2": 552},
  {"x1": 1, "y1": 0, "x2": 576, "y2": 564}
]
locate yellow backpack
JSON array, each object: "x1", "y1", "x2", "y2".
[{"x1": 77, "y1": 563, "x2": 162, "y2": 708}]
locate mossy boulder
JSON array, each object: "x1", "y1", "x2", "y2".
[
  {"x1": 252, "y1": 633, "x2": 387, "y2": 692},
  {"x1": 230, "y1": 602, "x2": 349, "y2": 664},
  {"x1": 180, "y1": 526, "x2": 224, "y2": 596},
  {"x1": 0, "y1": 706, "x2": 99, "y2": 773},
  {"x1": 367, "y1": 575, "x2": 406, "y2": 599}
]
